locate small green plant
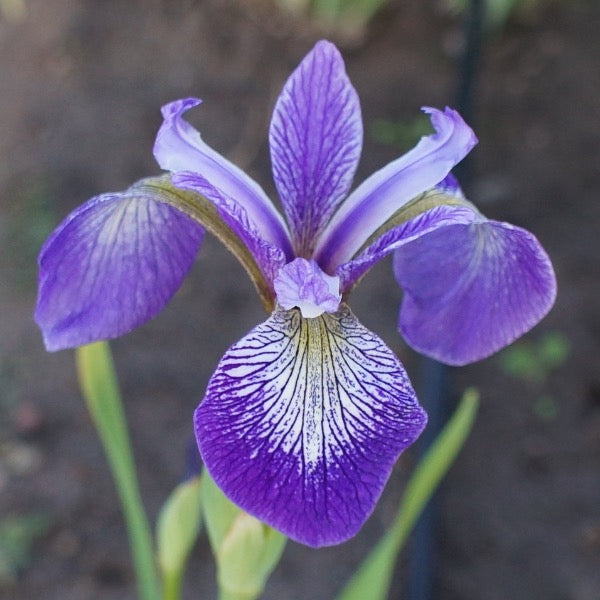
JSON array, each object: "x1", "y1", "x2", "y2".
[
  {"x1": 0, "y1": 514, "x2": 52, "y2": 586},
  {"x1": 4, "y1": 179, "x2": 55, "y2": 289},
  {"x1": 532, "y1": 395, "x2": 559, "y2": 421},
  {"x1": 500, "y1": 332, "x2": 569, "y2": 422},
  {"x1": 371, "y1": 115, "x2": 434, "y2": 151},
  {"x1": 277, "y1": 0, "x2": 388, "y2": 42},
  {"x1": 500, "y1": 332, "x2": 569, "y2": 384},
  {"x1": 446, "y1": 0, "x2": 550, "y2": 32}
]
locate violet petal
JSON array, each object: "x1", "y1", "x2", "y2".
[
  {"x1": 195, "y1": 305, "x2": 427, "y2": 547},
  {"x1": 394, "y1": 218, "x2": 557, "y2": 365},
  {"x1": 314, "y1": 107, "x2": 477, "y2": 270},
  {"x1": 173, "y1": 171, "x2": 287, "y2": 286},
  {"x1": 35, "y1": 190, "x2": 203, "y2": 351},
  {"x1": 153, "y1": 98, "x2": 292, "y2": 254},
  {"x1": 269, "y1": 40, "x2": 362, "y2": 254},
  {"x1": 336, "y1": 205, "x2": 476, "y2": 292}
]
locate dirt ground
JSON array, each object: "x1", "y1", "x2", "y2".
[{"x1": 0, "y1": 0, "x2": 599, "y2": 598}]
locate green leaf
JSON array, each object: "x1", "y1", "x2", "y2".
[
  {"x1": 500, "y1": 332, "x2": 570, "y2": 384},
  {"x1": 532, "y1": 395, "x2": 559, "y2": 421},
  {"x1": 218, "y1": 515, "x2": 286, "y2": 599},
  {"x1": 371, "y1": 116, "x2": 434, "y2": 150},
  {"x1": 76, "y1": 342, "x2": 159, "y2": 600},
  {"x1": 311, "y1": 0, "x2": 388, "y2": 39},
  {"x1": 336, "y1": 388, "x2": 480, "y2": 600}
]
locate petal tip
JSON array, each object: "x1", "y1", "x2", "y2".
[
  {"x1": 160, "y1": 97, "x2": 202, "y2": 121},
  {"x1": 421, "y1": 105, "x2": 478, "y2": 151}
]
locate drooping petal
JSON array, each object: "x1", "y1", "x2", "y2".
[
  {"x1": 314, "y1": 107, "x2": 477, "y2": 270},
  {"x1": 336, "y1": 205, "x2": 476, "y2": 292},
  {"x1": 35, "y1": 189, "x2": 203, "y2": 351},
  {"x1": 394, "y1": 217, "x2": 557, "y2": 366},
  {"x1": 195, "y1": 305, "x2": 427, "y2": 547},
  {"x1": 269, "y1": 40, "x2": 362, "y2": 255},
  {"x1": 172, "y1": 171, "x2": 287, "y2": 286},
  {"x1": 274, "y1": 258, "x2": 341, "y2": 318},
  {"x1": 153, "y1": 98, "x2": 293, "y2": 254}
]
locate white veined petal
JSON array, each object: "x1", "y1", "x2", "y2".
[{"x1": 195, "y1": 305, "x2": 427, "y2": 547}]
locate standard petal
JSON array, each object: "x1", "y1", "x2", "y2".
[
  {"x1": 336, "y1": 205, "x2": 476, "y2": 293},
  {"x1": 153, "y1": 98, "x2": 292, "y2": 254},
  {"x1": 173, "y1": 171, "x2": 287, "y2": 286},
  {"x1": 195, "y1": 305, "x2": 427, "y2": 547},
  {"x1": 35, "y1": 190, "x2": 203, "y2": 351},
  {"x1": 314, "y1": 107, "x2": 477, "y2": 270},
  {"x1": 269, "y1": 40, "x2": 362, "y2": 255},
  {"x1": 394, "y1": 218, "x2": 557, "y2": 365}
]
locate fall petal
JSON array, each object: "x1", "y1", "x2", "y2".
[
  {"x1": 195, "y1": 305, "x2": 427, "y2": 547},
  {"x1": 394, "y1": 218, "x2": 557, "y2": 365},
  {"x1": 35, "y1": 189, "x2": 203, "y2": 350}
]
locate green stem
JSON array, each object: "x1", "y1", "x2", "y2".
[
  {"x1": 76, "y1": 342, "x2": 160, "y2": 600},
  {"x1": 219, "y1": 589, "x2": 258, "y2": 600},
  {"x1": 162, "y1": 569, "x2": 183, "y2": 600}
]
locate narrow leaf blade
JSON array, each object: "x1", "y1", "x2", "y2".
[{"x1": 336, "y1": 388, "x2": 479, "y2": 600}]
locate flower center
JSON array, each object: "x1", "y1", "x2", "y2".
[{"x1": 274, "y1": 258, "x2": 341, "y2": 318}]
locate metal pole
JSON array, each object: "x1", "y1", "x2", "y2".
[{"x1": 405, "y1": 0, "x2": 484, "y2": 598}]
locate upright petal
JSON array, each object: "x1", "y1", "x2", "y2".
[
  {"x1": 195, "y1": 305, "x2": 427, "y2": 547},
  {"x1": 154, "y1": 98, "x2": 292, "y2": 255},
  {"x1": 269, "y1": 40, "x2": 362, "y2": 255},
  {"x1": 35, "y1": 189, "x2": 203, "y2": 351},
  {"x1": 314, "y1": 107, "x2": 477, "y2": 270},
  {"x1": 394, "y1": 217, "x2": 557, "y2": 365}
]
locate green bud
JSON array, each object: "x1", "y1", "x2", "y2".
[
  {"x1": 156, "y1": 476, "x2": 203, "y2": 577},
  {"x1": 202, "y1": 473, "x2": 286, "y2": 600}
]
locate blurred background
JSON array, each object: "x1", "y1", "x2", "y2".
[{"x1": 0, "y1": 0, "x2": 598, "y2": 598}]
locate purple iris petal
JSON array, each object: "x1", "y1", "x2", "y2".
[
  {"x1": 394, "y1": 217, "x2": 557, "y2": 365},
  {"x1": 195, "y1": 305, "x2": 427, "y2": 547},
  {"x1": 269, "y1": 40, "x2": 362, "y2": 255},
  {"x1": 153, "y1": 98, "x2": 293, "y2": 255},
  {"x1": 314, "y1": 107, "x2": 478, "y2": 270},
  {"x1": 35, "y1": 189, "x2": 203, "y2": 351},
  {"x1": 336, "y1": 205, "x2": 477, "y2": 292},
  {"x1": 173, "y1": 171, "x2": 287, "y2": 286}
]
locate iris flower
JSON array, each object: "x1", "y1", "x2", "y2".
[{"x1": 35, "y1": 41, "x2": 556, "y2": 547}]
